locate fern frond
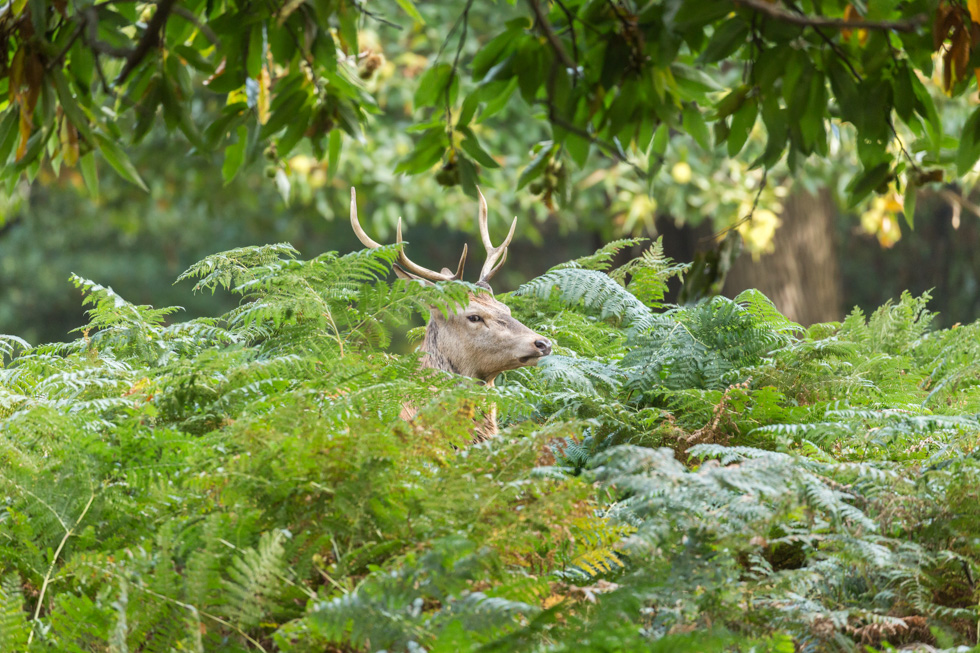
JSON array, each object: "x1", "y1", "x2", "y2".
[
  {"x1": 517, "y1": 268, "x2": 653, "y2": 328},
  {"x1": 0, "y1": 573, "x2": 28, "y2": 651},
  {"x1": 223, "y1": 530, "x2": 289, "y2": 629},
  {"x1": 175, "y1": 242, "x2": 299, "y2": 294},
  {"x1": 550, "y1": 238, "x2": 647, "y2": 272}
]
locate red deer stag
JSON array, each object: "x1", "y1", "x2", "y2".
[{"x1": 348, "y1": 187, "x2": 552, "y2": 441}]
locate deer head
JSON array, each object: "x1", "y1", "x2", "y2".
[{"x1": 349, "y1": 187, "x2": 552, "y2": 386}]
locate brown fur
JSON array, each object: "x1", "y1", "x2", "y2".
[
  {"x1": 404, "y1": 290, "x2": 551, "y2": 441},
  {"x1": 348, "y1": 186, "x2": 550, "y2": 441}
]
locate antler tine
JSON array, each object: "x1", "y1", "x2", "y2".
[
  {"x1": 349, "y1": 187, "x2": 384, "y2": 249},
  {"x1": 350, "y1": 187, "x2": 460, "y2": 282},
  {"x1": 393, "y1": 218, "x2": 458, "y2": 281},
  {"x1": 476, "y1": 187, "x2": 517, "y2": 283}
]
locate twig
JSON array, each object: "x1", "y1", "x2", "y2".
[
  {"x1": 28, "y1": 491, "x2": 97, "y2": 646},
  {"x1": 45, "y1": 24, "x2": 84, "y2": 72},
  {"x1": 171, "y1": 5, "x2": 219, "y2": 46},
  {"x1": 544, "y1": 106, "x2": 648, "y2": 178},
  {"x1": 115, "y1": 0, "x2": 178, "y2": 85},
  {"x1": 445, "y1": 0, "x2": 473, "y2": 159},
  {"x1": 350, "y1": 0, "x2": 403, "y2": 30},
  {"x1": 526, "y1": 0, "x2": 578, "y2": 73},
  {"x1": 938, "y1": 188, "x2": 980, "y2": 219},
  {"x1": 702, "y1": 168, "x2": 768, "y2": 244},
  {"x1": 734, "y1": 0, "x2": 926, "y2": 33},
  {"x1": 552, "y1": 0, "x2": 579, "y2": 70}
]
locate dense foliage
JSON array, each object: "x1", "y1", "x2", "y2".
[
  {"x1": 1, "y1": 241, "x2": 979, "y2": 651},
  {"x1": 0, "y1": 0, "x2": 976, "y2": 213}
]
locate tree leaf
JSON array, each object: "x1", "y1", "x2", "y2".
[
  {"x1": 845, "y1": 162, "x2": 890, "y2": 207},
  {"x1": 79, "y1": 151, "x2": 99, "y2": 198},
  {"x1": 956, "y1": 106, "x2": 980, "y2": 175},
  {"x1": 328, "y1": 129, "x2": 342, "y2": 179},
  {"x1": 682, "y1": 105, "x2": 711, "y2": 151},
  {"x1": 698, "y1": 19, "x2": 749, "y2": 64},
  {"x1": 458, "y1": 127, "x2": 500, "y2": 168},
  {"x1": 727, "y1": 97, "x2": 756, "y2": 157},
  {"x1": 414, "y1": 64, "x2": 453, "y2": 110},
  {"x1": 94, "y1": 133, "x2": 148, "y2": 191},
  {"x1": 0, "y1": 110, "x2": 20, "y2": 166},
  {"x1": 222, "y1": 125, "x2": 248, "y2": 185},
  {"x1": 517, "y1": 141, "x2": 555, "y2": 189},
  {"x1": 903, "y1": 181, "x2": 916, "y2": 230},
  {"x1": 394, "y1": 0, "x2": 424, "y2": 25}
]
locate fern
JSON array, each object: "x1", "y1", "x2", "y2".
[
  {"x1": 517, "y1": 268, "x2": 654, "y2": 328},
  {"x1": 0, "y1": 574, "x2": 28, "y2": 651},
  {"x1": 223, "y1": 530, "x2": 290, "y2": 630},
  {"x1": 2, "y1": 243, "x2": 980, "y2": 651}
]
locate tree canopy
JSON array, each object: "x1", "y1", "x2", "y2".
[{"x1": 0, "y1": 0, "x2": 974, "y2": 222}]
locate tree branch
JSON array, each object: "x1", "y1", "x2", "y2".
[
  {"x1": 114, "y1": 0, "x2": 178, "y2": 86},
  {"x1": 734, "y1": 0, "x2": 926, "y2": 33},
  {"x1": 526, "y1": 0, "x2": 579, "y2": 74}
]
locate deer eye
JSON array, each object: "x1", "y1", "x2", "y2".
[{"x1": 467, "y1": 315, "x2": 483, "y2": 323}]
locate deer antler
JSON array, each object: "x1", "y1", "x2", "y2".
[
  {"x1": 349, "y1": 187, "x2": 467, "y2": 282},
  {"x1": 477, "y1": 187, "x2": 517, "y2": 285}
]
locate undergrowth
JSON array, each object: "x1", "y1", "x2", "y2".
[{"x1": 0, "y1": 238, "x2": 978, "y2": 652}]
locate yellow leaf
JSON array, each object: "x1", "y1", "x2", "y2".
[
  {"x1": 257, "y1": 68, "x2": 271, "y2": 125},
  {"x1": 969, "y1": 0, "x2": 980, "y2": 24},
  {"x1": 60, "y1": 119, "x2": 79, "y2": 167},
  {"x1": 16, "y1": 103, "x2": 31, "y2": 161}
]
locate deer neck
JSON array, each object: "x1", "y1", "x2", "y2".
[{"x1": 419, "y1": 321, "x2": 497, "y2": 386}]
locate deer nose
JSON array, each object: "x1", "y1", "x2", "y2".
[{"x1": 534, "y1": 338, "x2": 552, "y2": 356}]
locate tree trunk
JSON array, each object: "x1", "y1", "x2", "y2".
[{"x1": 723, "y1": 187, "x2": 841, "y2": 326}]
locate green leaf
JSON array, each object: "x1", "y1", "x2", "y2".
[
  {"x1": 727, "y1": 97, "x2": 756, "y2": 157},
  {"x1": 414, "y1": 64, "x2": 453, "y2": 110},
  {"x1": 457, "y1": 154, "x2": 478, "y2": 197},
  {"x1": 903, "y1": 181, "x2": 916, "y2": 230},
  {"x1": 956, "y1": 106, "x2": 980, "y2": 175},
  {"x1": 753, "y1": 94, "x2": 787, "y2": 168},
  {"x1": 458, "y1": 128, "x2": 500, "y2": 168},
  {"x1": 671, "y1": 64, "x2": 722, "y2": 103},
  {"x1": 222, "y1": 125, "x2": 248, "y2": 185},
  {"x1": 682, "y1": 106, "x2": 711, "y2": 151},
  {"x1": 0, "y1": 110, "x2": 19, "y2": 166},
  {"x1": 517, "y1": 141, "x2": 555, "y2": 189},
  {"x1": 471, "y1": 22, "x2": 526, "y2": 79},
  {"x1": 50, "y1": 69, "x2": 93, "y2": 141},
  {"x1": 277, "y1": 104, "x2": 312, "y2": 157},
  {"x1": 394, "y1": 0, "x2": 424, "y2": 24},
  {"x1": 338, "y1": 1, "x2": 358, "y2": 54},
  {"x1": 516, "y1": 38, "x2": 547, "y2": 103},
  {"x1": 394, "y1": 128, "x2": 446, "y2": 174},
  {"x1": 174, "y1": 44, "x2": 215, "y2": 73},
  {"x1": 698, "y1": 19, "x2": 749, "y2": 64},
  {"x1": 566, "y1": 132, "x2": 590, "y2": 167},
  {"x1": 478, "y1": 77, "x2": 518, "y2": 123},
  {"x1": 80, "y1": 151, "x2": 99, "y2": 198},
  {"x1": 846, "y1": 162, "x2": 890, "y2": 207},
  {"x1": 893, "y1": 63, "x2": 914, "y2": 123},
  {"x1": 246, "y1": 25, "x2": 263, "y2": 79},
  {"x1": 94, "y1": 133, "x2": 148, "y2": 191},
  {"x1": 259, "y1": 91, "x2": 308, "y2": 138},
  {"x1": 650, "y1": 123, "x2": 669, "y2": 157},
  {"x1": 328, "y1": 129, "x2": 342, "y2": 179}
]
